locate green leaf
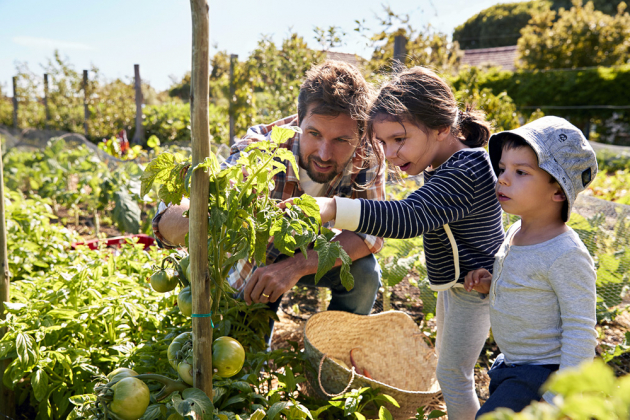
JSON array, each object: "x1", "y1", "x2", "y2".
[
  {"x1": 354, "y1": 413, "x2": 366, "y2": 420},
  {"x1": 173, "y1": 388, "x2": 214, "y2": 420},
  {"x1": 32, "y1": 369, "x2": 49, "y2": 402},
  {"x1": 139, "y1": 403, "x2": 167, "y2": 420},
  {"x1": 140, "y1": 152, "x2": 177, "y2": 197},
  {"x1": 15, "y1": 333, "x2": 37, "y2": 367},
  {"x1": 270, "y1": 126, "x2": 301, "y2": 145},
  {"x1": 373, "y1": 394, "x2": 400, "y2": 408},
  {"x1": 250, "y1": 408, "x2": 265, "y2": 420},
  {"x1": 427, "y1": 410, "x2": 447, "y2": 419},
  {"x1": 378, "y1": 406, "x2": 393, "y2": 420},
  {"x1": 69, "y1": 394, "x2": 97, "y2": 406},
  {"x1": 146, "y1": 135, "x2": 161, "y2": 149},
  {"x1": 267, "y1": 401, "x2": 289, "y2": 420},
  {"x1": 113, "y1": 190, "x2": 141, "y2": 234},
  {"x1": 293, "y1": 195, "x2": 321, "y2": 225},
  {"x1": 343, "y1": 395, "x2": 360, "y2": 417}
]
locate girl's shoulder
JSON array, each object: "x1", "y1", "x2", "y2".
[{"x1": 432, "y1": 148, "x2": 493, "y2": 179}]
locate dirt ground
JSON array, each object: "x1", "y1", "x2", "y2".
[{"x1": 271, "y1": 277, "x2": 630, "y2": 417}]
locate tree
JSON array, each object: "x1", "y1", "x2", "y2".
[
  {"x1": 363, "y1": 6, "x2": 461, "y2": 78},
  {"x1": 453, "y1": 1, "x2": 551, "y2": 49},
  {"x1": 517, "y1": 0, "x2": 630, "y2": 70}
]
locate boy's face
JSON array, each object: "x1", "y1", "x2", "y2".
[{"x1": 496, "y1": 145, "x2": 565, "y2": 219}]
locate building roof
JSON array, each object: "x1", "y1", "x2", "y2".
[
  {"x1": 324, "y1": 51, "x2": 360, "y2": 68},
  {"x1": 461, "y1": 45, "x2": 518, "y2": 71}
]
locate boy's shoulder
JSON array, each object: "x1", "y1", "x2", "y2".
[{"x1": 505, "y1": 222, "x2": 592, "y2": 264}]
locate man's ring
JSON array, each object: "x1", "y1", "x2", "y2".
[{"x1": 262, "y1": 293, "x2": 270, "y2": 298}]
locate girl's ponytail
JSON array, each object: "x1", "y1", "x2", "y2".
[{"x1": 457, "y1": 106, "x2": 492, "y2": 148}]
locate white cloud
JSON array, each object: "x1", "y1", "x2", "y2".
[{"x1": 12, "y1": 36, "x2": 94, "y2": 51}]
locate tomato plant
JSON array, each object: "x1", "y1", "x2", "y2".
[{"x1": 108, "y1": 377, "x2": 151, "y2": 420}]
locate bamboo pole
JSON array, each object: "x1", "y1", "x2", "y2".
[
  {"x1": 229, "y1": 54, "x2": 237, "y2": 146},
  {"x1": 12, "y1": 77, "x2": 17, "y2": 129},
  {"x1": 83, "y1": 70, "x2": 89, "y2": 136},
  {"x1": 0, "y1": 142, "x2": 15, "y2": 417},
  {"x1": 189, "y1": 0, "x2": 213, "y2": 395},
  {"x1": 44, "y1": 73, "x2": 50, "y2": 130}
]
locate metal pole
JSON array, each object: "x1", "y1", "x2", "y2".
[
  {"x1": 83, "y1": 70, "x2": 89, "y2": 136},
  {"x1": 0, "y1": 141, "x2": 15, "y2": 418},
  {"x1": 132, "y1": 64, "x2": 145, "y2": 144},
  {"x1": 12, "y1": 77, "x2": 17, "y2": 129},
  {"x1": 44, "y1": 73, "x2": 50, "y2": 130},
  {"x1": 393, "y1": 35, "x2": 407, "y2": 65},
  {"x1": 229, "y1": 54, "x2": 237, "y2": 146},
  {"x1": 190, "y1": 0, "x2": 213, "y2": 396}
]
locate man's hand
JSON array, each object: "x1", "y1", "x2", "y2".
[
  {"x1": 243, "y1": 257, "x2": 305, "y2": 305},
  {"x1": 279, "y1": 196, "x2": 337, "y2": 224},
  {"x1": 464, "y1": 268, "x2": 492, "y2": 294}
]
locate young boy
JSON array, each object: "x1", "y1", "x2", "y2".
[{"x1": 464, "y1": 116, "x2": 599, "y2": 417}]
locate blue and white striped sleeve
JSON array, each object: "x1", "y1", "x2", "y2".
[{"x1": 335, "y1": 166, "x2": 477, "y2": 239}]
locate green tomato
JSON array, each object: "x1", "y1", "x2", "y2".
[
  {"x1": 177, "y1": 356, "x2": 194, "y2": 386},
  {"x1": 167, "y1": 332, "x2": 193, "y2": 370},
  {"x1": 178, "y1": 286, "x2": 192, "y2": 317},
  {"x1": 212, "y1": 336, "x2": 245, "y2": 378},
  {"x1": 107, "y1": 367, "x2": 138, "y2": 383},
  {"x1": 150, "y1": 268, "x2": 178, "y2": 293},
  {"x1": 108, "y1": 377, "x2": 150, "y2": 420},
  {"x1": 179, "y1": 255, "x2": 190, "y2": 280}
]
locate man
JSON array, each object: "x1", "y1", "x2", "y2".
[{"x1": 153, "y1": 60, "x2": 385, "y2": 330}]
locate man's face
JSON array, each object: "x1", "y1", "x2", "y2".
[{"x1": 298, "y1": 108, "x2": 360, "y2": 184}]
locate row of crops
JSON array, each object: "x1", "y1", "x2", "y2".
[{"x1": 0, "y1": 132, "x2": 629, "y2": 419}]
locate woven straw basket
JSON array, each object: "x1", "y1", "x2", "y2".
[{"x1": 303, "y1": 311, "x2": 441, "y2": 420}]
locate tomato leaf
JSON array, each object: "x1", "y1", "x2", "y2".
[
  {"x1": 140, "y1": 152, "x2": 177, "y2": 197},
  {"x1": 16, "y1": 333, "x2": 37, "y2": 368},
  {"x1": 378, "y1": 406, "x2": 393, "y2": 420},
  {"x1": 32, "y1": 369, "x2": 49, "y2": 402},
  {"x1": 172, "y1": 388, "x2": 214, "y2": 420},
  {"x1": 139, "y1": 403, "x2": 167, "y2": 420},
  {"x1": 250, "y1": 408, "x2": 266, "y2": 420},
  {"x1": 112, "y1": 190, "x2": 141, "y2": 234},
  {"x1": 266, "y1": 401, "x2": 289, "y2": 420},
  {"x1": 270, "y1": 126, "x2": 301, "y2": 145}
]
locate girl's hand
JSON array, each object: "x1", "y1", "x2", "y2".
[
  {"x1": 278, "y1": 196, "x2": 337, "y2": 224},
  {"x1": 464, "y1": 268, "x2": 492, "y2": 294}
]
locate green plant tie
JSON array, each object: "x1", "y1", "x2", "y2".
[{"x1": 191, "y1": 311, "x2": 214, "y2": 327}]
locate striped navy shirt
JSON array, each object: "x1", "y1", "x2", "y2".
[{"x1": 348, "y1": 148, "x2": 505, "y2": 289}]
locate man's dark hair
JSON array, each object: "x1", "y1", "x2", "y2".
[
  {"x1": 499, "y1": 134, "x2": 569, "y2": 221},
  {"x1": 297, "y1": 60, "x2": 373, "y2": 138}
]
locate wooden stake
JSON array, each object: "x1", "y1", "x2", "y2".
[
  {"x1": 83, "y1": 70, "x2": 89, "y2": 136},
  {"x1": 132, "y1": 64, "x2": 145, "y2": 145},
  {"x1": 189, "y1": 0, "x2": 213, "y2": 396},
  {"x1": 229, "y1": 54, "x2": 238, "y2": 146},
  {"x1": 0, "y1": 141, "x2": 15, "y2": 418},
  {"x1": 44, "y1": 73, "x2": 51, "y2": 130},
  {"x1": 12, "y1": 76, "x2": 17, "y2": 129},
  {"x1": 393, "y1": 35, "x2": 407, "y2": 64}
]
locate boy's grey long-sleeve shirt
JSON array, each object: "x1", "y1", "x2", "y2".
[{"x1": 489, "y1": 221, "x2": 597, "y2": 370}]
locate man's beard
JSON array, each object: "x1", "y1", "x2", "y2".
[{"x1": 297, "y1": 143, "x2": 348, "y2": 184}]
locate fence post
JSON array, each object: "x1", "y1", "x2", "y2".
[
  {"x1": 132, "y1": 64, "x2": 145, "y2": 144},
  {"x1": 229, "y1": 54, "x2": 238, "y2": 146},
  {"x1": 12, "y1": 77, "x2": 17, "y2": 129},
  {"x1": 83, "y1": 70, "x2": 89, "y2": 136},
  {"x1": 0, "y1": 141, "x2": 15, "y2": 418},
  {"x1": 393, "y1": 35, "x2": 407, "y2": 64},
  {"x1": 44, "y1": 73, "x2": 50, "y2": 130},
  {"x1": 190, "y1": 0, "x2": 213, "y2": 396}
]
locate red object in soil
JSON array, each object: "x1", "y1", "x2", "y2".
[{"x1": 71, "y1": 234, "x2": 156, "y2": 250}]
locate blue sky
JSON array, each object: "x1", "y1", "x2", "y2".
[{"x1": 1, "y1": 0, "x2": 512, "y2": 92}]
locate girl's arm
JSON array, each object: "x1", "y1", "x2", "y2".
[{"x1": 333, "y1": 165, "x2": 478, "y2": 239}]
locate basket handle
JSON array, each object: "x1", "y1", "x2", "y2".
[{"x1": 318, "y1": 354, "x2": 356, "y2": 397}]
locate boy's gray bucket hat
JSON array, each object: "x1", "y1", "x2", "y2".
[{"x1": 488, "y1": 116, "x2": 598, "y2": 221}]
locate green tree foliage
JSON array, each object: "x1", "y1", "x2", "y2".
[
  {"x1": 518, "y1": 0, "x2": 630, "y2": 70},
  {"x1": 551, "y1": 0, "x2": 628, "y2": 14},
  {"x1": 363, "y1": 7, "x2": 461, "y2": 77},
  {"x1": 453, "y1": 1, "x2": 551, "y2": 49}
]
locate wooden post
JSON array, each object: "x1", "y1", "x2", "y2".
[
  {"x1": 83, "y1": 70, "x2": 89, "y2": 136},
  {"x1": 44, "y1": 73, "x2": 51, "y2": 130},
  {"x1": 12, "y1": 77, "x2": 17, "y2": 129},
  {"x1": 393, "y1": 35, "x2": 407, "y2": 64},
  {"x1": 0, "y1": 142, "x2": 15, "y2": 418},
  {"x1": 189, "y1": 0, "x2": 213, "y2": 396},
  {"x1": 229, "y1": 54, "x2": 237, "y2": 146},
  {"x1": 132, "y1": 64, "x2": 145, "y2": 144}
]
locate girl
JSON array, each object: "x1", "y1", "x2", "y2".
[{"x1": 308, "y1": 67, "x2": 505, "y2": 420}]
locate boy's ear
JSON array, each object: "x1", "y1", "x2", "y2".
[{"x1": 552, "y1": 186, "x2": 567, "y2": 203}]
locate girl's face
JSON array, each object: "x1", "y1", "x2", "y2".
[{"x1": 372, "y1": 119, "x2": 441, "y2": 176}]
